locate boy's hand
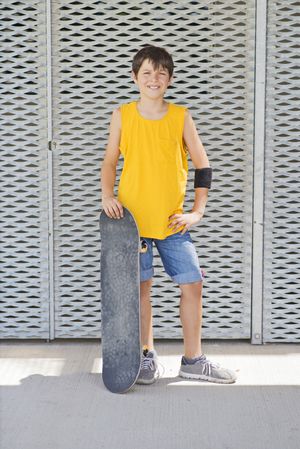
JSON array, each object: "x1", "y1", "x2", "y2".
[
  {"x1": 168, "y1": 211, "x2": 203, "y2": 234},
  {"x1": 102, "y1": 196, "x2": 124, "y2": 219}
]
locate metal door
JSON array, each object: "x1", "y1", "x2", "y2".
[
  {"x1": 50, "y1": 0, "x2": 255, "y2": 338},
  {"x1": 1, "y1": 0, "x2": 50, "y2": 338}
]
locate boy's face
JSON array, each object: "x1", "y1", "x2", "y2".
[{"x1": 132, "y1": 59, "x2": 173, "y2": 99}]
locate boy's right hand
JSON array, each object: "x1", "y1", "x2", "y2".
[{"x1": 102, "y1": 196, "x2": 124, "y2": 219}]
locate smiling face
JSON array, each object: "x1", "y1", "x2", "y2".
[{"x1": 132, "y1": 58, "x2": 173, "y2": 99}]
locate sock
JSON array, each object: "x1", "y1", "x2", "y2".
[
  {"x1": 184, "y1": 354, "x2": 206, "y2": 365},
  {"x1": 143, "y1": 345, "x2": 154, "y2": 356}
]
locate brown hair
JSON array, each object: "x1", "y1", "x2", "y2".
[{"x1": 132, "y1": 45, "x2": 174, "y2": 78}]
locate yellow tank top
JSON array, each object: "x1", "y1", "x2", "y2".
[{"x1": 118, "y1": 100, "x2": 188, "y2": 239}]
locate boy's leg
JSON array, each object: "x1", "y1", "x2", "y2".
[
  {"x1": 179, "y1": 280, "x2": 237, "y2": 383},
  {"x1": 139, "y1": 237, "x2": 154, "y2": 350},
  {"x1": 137, "y1": 278, "x2": 159, "y2": 385},
  {"x1": 155, "y1": 232, "x2": 236, "y2": 383},
  {"x1": 179, "y1": 281, "x2": 203, "y2": 359},
  {"x1": 140, "y1": 279, "x2": 154, "y2": 350},
  {"x1": 155, "y1": 232, "x2": 204, "y2": 358}
]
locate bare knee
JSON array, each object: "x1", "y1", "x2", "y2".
[{"x1": 179, "y1": 280, "x2": 203, "y2": 297}]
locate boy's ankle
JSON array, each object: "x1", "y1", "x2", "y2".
[
  {"x1": 184, "y1": 352, "x2": 203, "y2": 360},
  {"x1": 143, "y1": 345, "x2": 154, "y2": 353}
]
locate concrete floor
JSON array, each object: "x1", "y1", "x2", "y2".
[{"x1": 1, "y1": 340, "x2": 300, "y2": 449}]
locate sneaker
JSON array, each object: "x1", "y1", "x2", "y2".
[
  {"x1": 179, "y1": 354, "x2": 237, "y2": 384},
  {"x1": 136, "y1": 348, "x2": 159, "y2": 385}
]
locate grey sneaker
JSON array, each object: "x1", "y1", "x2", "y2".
[
  {"x1": 136, "y1": 348, "x2": 159, "y2": 385},
  {"x1": 179, "y1": 354, "x2": 237, "y2": 384}
]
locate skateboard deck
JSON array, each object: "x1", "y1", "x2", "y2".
[{"x1": 100, "y1": 207, "x2": 141, "y2": 393}]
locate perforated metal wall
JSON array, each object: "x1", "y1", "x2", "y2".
[
  {"x1": 50, "y1": 0, "x2": 255, "y2": 338},
  {"x1": 3, "y1": 1, "x2": 298, "y2": 342},
  {"x1": 0, "y1": 1, "x2": 50, "y2": 338},
  {"x1": 263, "y1": 0, "x2": 300, "y2": 342}
]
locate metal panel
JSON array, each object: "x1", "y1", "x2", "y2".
[
  {"x1": 251, "y1": 0, "x2": 267, "y2": 344},
  {"x1": 51, "y1": 0, "x2": 254, "y2": 338},
  {"x1": 263, "y1": 0, "x2": 300, "y2": 342},
  {"x1": 0, "y1": 1, "x2": 50, "y2": 338}
]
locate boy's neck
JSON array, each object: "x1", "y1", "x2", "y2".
[{"x1": 137, "y1": 97, "x2": 169, "y2": 118}]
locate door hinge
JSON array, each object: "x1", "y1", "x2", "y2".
[{"x1": 48, "y1": 140, "x2": 57, "y2": 151}]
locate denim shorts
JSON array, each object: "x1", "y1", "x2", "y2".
[{"x1": 140, "y1": 231, "x2": 204, "y2": 284}]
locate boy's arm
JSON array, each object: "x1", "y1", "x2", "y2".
[
  {"x1": 168, "y1": 109, "x2": 210, "y2": 233},
  {"x1": 183, "y1": 109, "x2": 210, "y2": 216},
  {"x1": 101, "y1": 107, "x2": 123, "y2": 219}
]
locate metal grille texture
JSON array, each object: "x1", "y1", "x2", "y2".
[
  {"x1": 5, "y1": 1, "x2": 299, "y2": 341},
  {"x1": 263, "y1": 0, "x2": 300, "y2": 342},
  {"x1": 50, "y1": 0, "x2": 254, "y2": 338},
  {"x1": 0, "y1": 1, "x2": 50, "y2": 338}
]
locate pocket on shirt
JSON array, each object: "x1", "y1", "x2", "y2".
[{"x1": 158, "y1": 138, "x2": 178, "y2": 163}]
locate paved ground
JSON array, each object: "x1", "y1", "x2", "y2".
[{"x1": 1, "y1": 340, "x2": 300, "y2": 449}]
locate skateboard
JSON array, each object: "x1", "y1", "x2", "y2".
[{"x1": 100, "y1": 207, "x2": 141, "y2": 393}]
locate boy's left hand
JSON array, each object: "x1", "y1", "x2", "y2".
[{"x1": 168, "y1": 211, "x2": 203, "y2": 234}]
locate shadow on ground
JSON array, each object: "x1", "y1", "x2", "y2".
[
  {"x1": 2, "y1": 372, "x2": 300, "y2": 449},
  {"x1": 1, "y1": 341, "x2": 300, "y2": 449}
]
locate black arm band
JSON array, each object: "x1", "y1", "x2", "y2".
[{"x1": 194, "y1": 167, "x2": 212, "y2": 189}]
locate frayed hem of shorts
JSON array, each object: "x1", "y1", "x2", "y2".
[
  {"x1": 140, "y1": 268, "x2": 154, "y2": 282},
  {"x1": 172, "y1": 270, "x2": 204, "y2": 285}
]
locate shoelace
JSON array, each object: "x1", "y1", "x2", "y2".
[
  {"x1": 198, "y1": 356, "x2": 221, "y2": 376},
  {"x1": 141, "y1": 353, "x2": 156, "y2": 370}
]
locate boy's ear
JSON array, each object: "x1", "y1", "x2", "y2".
[
  {"x1": 131, "y1": 71, "x2": 138, "y2": 84},
  {"x1": 168, "y1": 75, "x2": 174, "y2": 86}
]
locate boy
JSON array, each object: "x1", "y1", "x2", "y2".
[{"x1": 101, "y1": 45, "x2": 237, "y2": 385}]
